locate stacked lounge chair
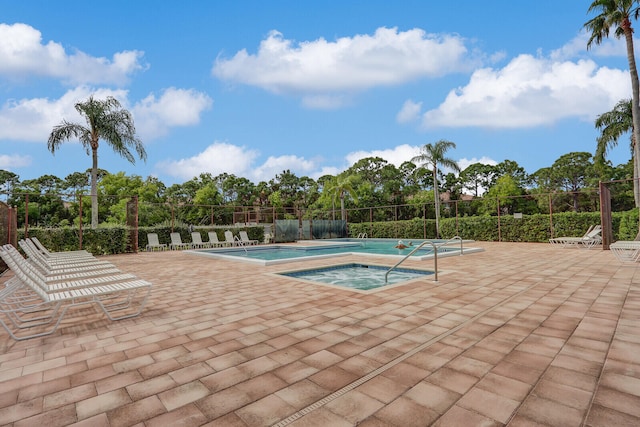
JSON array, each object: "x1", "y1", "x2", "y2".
[
  {"x1": 609, "y1": 232, "x2": 640, "y2": 262},
  {"x1": 0, "y1": 240, "x2": 151, "y2": 340}
]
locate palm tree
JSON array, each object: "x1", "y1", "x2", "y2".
[
  {"x1": 48, "y1": 96, "x2": 146, "y2": 229},
  {"x1": 324, "y1": 174, "x2": 359, "y2": 221},
  {"x1": 411, "y1": 139, "x2": 460, "y2": 238},
  {"x1": 585, "y1": 0, "x2": 640, "y2": 207},
  {"x1": 595, "y1": 99, "x2": 634, "y2": 172}
]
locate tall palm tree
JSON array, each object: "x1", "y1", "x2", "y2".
[
  {"x1": 324, "y1": 174, "x2": 359, "y2": 221},
  {"x1": 48, "y1": 96, "x2": 146, "y2": 229},
  {"x1": 595, "y1": 99, "x2": 634, "y2": 171},
  {"x1": 411, "y1": 139, "x2": 460, "y2": 238},
  {"x1": 585, "y1": 0, "x2": 640, "y2": 207}
]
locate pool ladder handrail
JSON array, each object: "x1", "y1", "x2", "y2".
[
  {"x1": 356, "y1": 232, "x2": 368, "y2": 239},
  {"x1": 384, "y1": 236, "x2": 463, "y2": 283},
  {"x1": 234, "y1": 236, "x2": 248, "y2": 254}
]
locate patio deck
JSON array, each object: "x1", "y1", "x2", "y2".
[{"x1": 0, "y1": 241, "x2": 639, "y2": 426}]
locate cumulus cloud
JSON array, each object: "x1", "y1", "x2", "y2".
[
  {"x1": 0, "y1": 153, "x2": 31, "y2": 169},
  {"x1": 155, "y1": 142, "x2": 328, "y2": 182},
  {"x1": 132, "y1": 88, "x2": 213, "y2": 139},
  {"x1": 252, "y1": 155, "x2": 318, "y2": 182},
  {"x1": 155, "y1": 142, "x2": 497, "y2": 184},
  {"x1": 155, "y1": 142, "x2": 260, "y2": 181},
  {"x1": 396, "y1": 100, "x2": 422, "y2": 123},
  {"x1": 213, "y1": 27, "x2": 476, "y2": 107},
  {"x1": 0, "y1": 23, "x2": 146, "y2": 85},
  {"x1": 345, "y1": 144, "x2": 423, "y2": 167},
  {"x1": 0, "y1": 86, "x2": 211, "y2": 142},
  {"x1": 421, "y1": 55, "x2": 629, "y2": 129},
  {"x1": 457, "y1": 156, "x2": 498, "y2": 171},
  {"x1": 0, "y1": 86, "x2": 128, "y2": 141},
  {"x1": 550, "y1": 31, "x2": 630, "y2": 61}
]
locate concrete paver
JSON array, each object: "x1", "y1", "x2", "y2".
[{"x1": 1, "y1": 241, "x2": 639, "y2": 426}]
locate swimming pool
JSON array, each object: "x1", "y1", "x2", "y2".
[
  {"x1": 277, "y1": 263, "x2": 434, "y2": 291},
  {"x1": 188, "y1": 238, "x2": 482, "y2": 265}
]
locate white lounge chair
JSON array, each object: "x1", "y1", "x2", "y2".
[
  {"x1": 239, "y1": 231, "x2": 258, "y2": 245},
  {"x1": 207, "y1": 232, "x2": 229, "y2": 247},
  {"x1": 610, "y1": 238, "x2": 640, "y2": 262},
  {"x1": 5, "y1": 244, "x2": 122, "y2": 281},
  {"x1": 169, "y1": 232, "x2": 191, "y2": 250},
  {"x1": 549, "y1": 225, "x2": 602, "y2": 249},
  {"x1": 0, "y1": 244, "x2": 151, "y2": 341},
  {"x1": 30, "y1": 237, "x2": 92, "y2": 258},
  {"x1": 19, "y1": 240, "x2": 115, "y2": 274},
  {"x1": 146, "y1": 233, "x2": 167, "y2": 251},
  {"x1": 224, "y1": 230, "x2": 238, "y2": 246},
  {"x1": 191, "y1": 232, "x2": 211, "y2": 249},
  {"x1": 2, "y1": 246, "x2": 136, "y2": 290}
]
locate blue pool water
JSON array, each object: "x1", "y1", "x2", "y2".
[
  {"x1": 279, "y1": 263, "x2": 434, "y2": 291},
  {"x1": 189, "y1": 238, "x2": 481, "y2": 265}
]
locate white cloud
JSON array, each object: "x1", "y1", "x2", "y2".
[
  {"x1": 0, "y1": 86, "x2": 211, "y2": 142},
  {"x1": 422, "y1": 55, "x2": 629, "y2": 129},
  {"x1": 252, "y1": 155, "x2": 319, "y2": 182},
  {"x1": 345, "y1": 144, "x2": 422, "y2": 167},
  {"x1": 132, "y1": 88, "x2": 213, "y2": 139},
  {"x1": 0, "y1": 86, "x2": 129, "y2": 141},
  {"x1": 0, "y1": 23, "x2": 146, "y2": 85},
  {"x1": 396, "y1": 100, "x2": 422, "y2": 123},
  {"x1": 156, "y1": 141, "x2": 328, "y2": 183},
  {"x1": 550, "y1": 31, "x2": 630, "y2": 61},
  {"x1": 457, "y1": 156, "x2": 498, "y2": 171},
  {"x1": 0, "y1": 153, "x2": 31, "y2": 169},
  {"x1": 155, "y1": 142, "x2": 260, "y2": 181},
  {"x1": 213, "y1": 27, "x2": 476, "y2": 107},
  {"x1": 155, "y1": 142, "x2": 498, "y2": 184}
]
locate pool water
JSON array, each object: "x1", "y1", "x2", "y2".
[
  {"x1": 279, "y1": 263, "x2": 434, "y2": 291},
  {"x1": 192, "y1": 238, "x2": 474, "y2": 264}
]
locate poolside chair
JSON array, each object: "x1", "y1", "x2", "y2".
[
  {"x1": 0, "y1": 244, "x2": 151, "y2": 341},
  {"x1": 2, "y1": 245, "x2": 136, "y2": 290},
  {"x1": 239, "y1": 231, "x2": 258, "y2": 245},
  {"x1": 19, "y1": 239, "x2": 115, "y2": 273},
  {"x1": 224, "y1": 230, "x2": 239, "y2": 246},
  {"x1": 207, "y1": 232, "x2": 229, "y2": 248},
  {"x1": 169, "y1": 232, "x2": 191, "y2": 250},
  {"x1": 30, "y1": 236, "x2": 92, "y2": 258},
  {"x1": 549, "y1": 225, "x2": 602, "y2": 249},
  {"x1": 191, "y1": 232, "x2": 211, "y2": 249},
  {"x1": 146, "y1": 233, "x2": 167, "y2": 252},
  {"x1": 7, "y1": 244, "x2": 122, "y2": 280},
  {"x1": 609, "y1": 232, "x2": 640, "y2": 262}
]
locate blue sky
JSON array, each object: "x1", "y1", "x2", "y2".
[{"x1": 0, "y1": 0, "x2": 634, "y2": 186}]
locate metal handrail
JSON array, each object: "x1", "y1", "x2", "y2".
[
  {"x1": 384, "y1": 236, "x2": 463, "y2": 283},
  {"x1": 235, "y1": 236, "x2": 248, "y2": 254}
]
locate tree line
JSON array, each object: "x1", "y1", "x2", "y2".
[{"x1": 0, "y1": 149, "x2": 634, "y2": 230}]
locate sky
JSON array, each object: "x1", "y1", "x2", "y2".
[{"x1": 0, "y1": 0, "x2": 635, "y2": 187}]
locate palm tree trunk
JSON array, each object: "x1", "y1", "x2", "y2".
[
  {"x1": 433, "y1": 166, "x2": 440, "y2": 239},
  {"x1": 91, "y1": 148, "x2": 99, "y2": 229},
  {"x1": 340, "y1": 192, "x2": 346, "y2": 221},
  {"x1": 623, "y1": 20, "x2": 640, "y2": 208}
]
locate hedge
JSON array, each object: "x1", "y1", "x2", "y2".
[
  {"x1": 14, "y1": 210, "x2": 637, "y2": 255},
  {"x1": 17, "y1": 225, "x2": 265, "y2": 255},
  {"x1": 349, "y1": 211, "x2": 627, "y2": 243}
]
